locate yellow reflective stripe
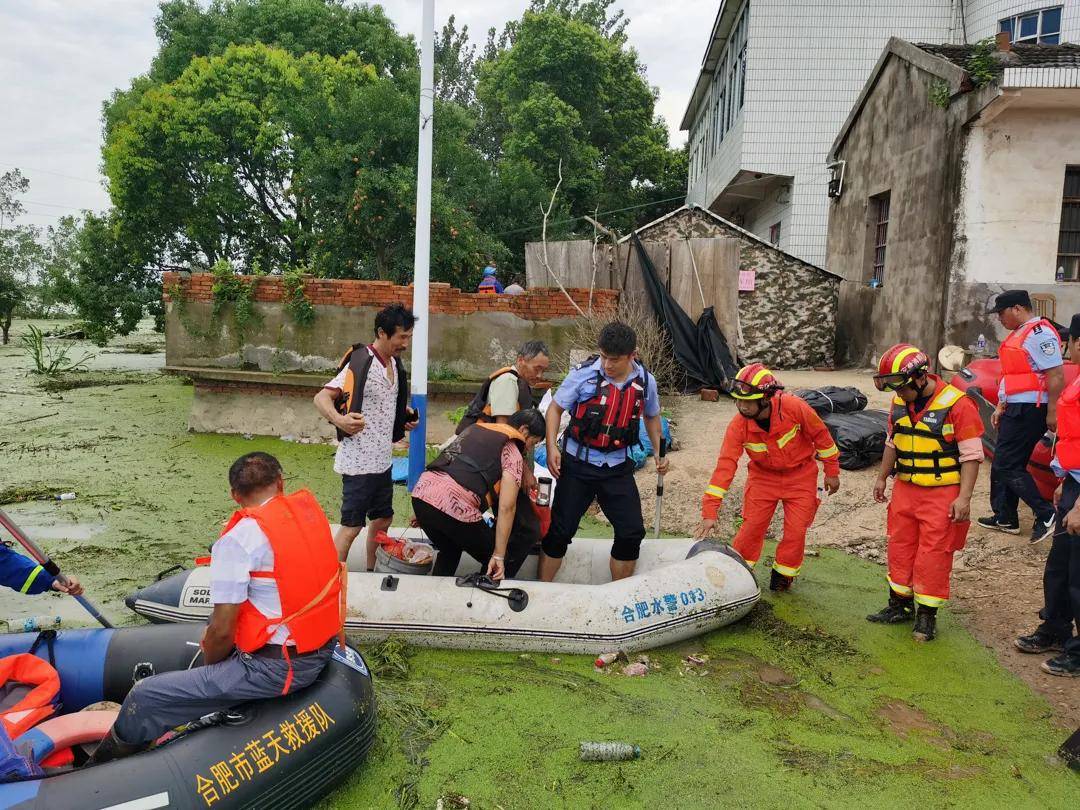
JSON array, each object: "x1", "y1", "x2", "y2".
[
  {"x1": 941, "y1": 424, "x2": 955, "y2": 437},
  {"x1": 750, "y1": 367, "x2": 772, "y2": 386},
  {"x1": 776, "y1": 424, "x2": 801, "y2": 448},
  {"x1": 817, "y1": 444, "x2": 839, "y2": 459},
  {"x1": 705, "y1": 485, "x2": 727, "y2": 498},
  {"x1": 742, "y1": 558, "x2": 758, "y2": 569},
  {"x1": 743, "y1": 442, "x2": 768, "y2": 452},
  {"x1": 891, "y1": 347, "x2": 921, "y2": 374},
  {"x1": 914, "y1": 593, "x2": 947, "y2": 608},
  {"x1": 19, "y1": 565, "x2": 44, "y2": 594},
  {"x1": 888, "y1": 579, "x2": 913, "y2": 596},
  {"x1": 772, "y1": 562, "x2": 801, "y2": 577}
]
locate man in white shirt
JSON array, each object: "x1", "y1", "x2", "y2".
[
  {"x1": 91, "y1": 453, "x2": 339, "y2": 762},
  {"x1": 314, "y1": 304, "x2": 418, "y2": 567}
]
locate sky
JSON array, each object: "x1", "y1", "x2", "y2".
[{"x1": 0, "y1": 0, "x2": 716, "y2": 229}]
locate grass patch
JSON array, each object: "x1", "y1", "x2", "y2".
[
  {"x1": 37, "y1": 371, "x2": 160, "y2": 393},
  {"x1": 0, "y1": 483, "x2": 67, "y2": 504}
]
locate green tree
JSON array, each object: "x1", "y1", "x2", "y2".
[
  {"x1": 476, "y1": 10, "x2": 670, "y2": 262},
  {"x1": 67, "y1": 212, "x2": 158, "y2": 345},
  {"x1": 0, "y1": 227, "x2": 42, "y2": 343},
  {"x1": 0, "y1": 169, "x2": 29, "y2": 231}
]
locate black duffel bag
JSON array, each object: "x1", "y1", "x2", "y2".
[
  {"x1": 795, "y1": 386, "x2": 868, "y2": 416},
  {"x1": 822, "y1": 409, "x2": 889, "y2": 470}
]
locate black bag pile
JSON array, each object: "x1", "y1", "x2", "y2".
[
  {"x1": 822, "y1": 410, "x2": 890, "y2": 470},
  {"x1": 794, "y1": 386, "x2": 868, "y2": 415},
  {"x1": 794, "y1": 386, "x2": 887, "y2": 470}
]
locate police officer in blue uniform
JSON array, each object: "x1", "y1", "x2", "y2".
[{"x1": 977, "y1": 290, "x2": 1064, "y2": 544}]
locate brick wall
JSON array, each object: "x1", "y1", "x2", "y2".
[{"x1": 162, "y1": 272, "x2": 617, "y2": 321}]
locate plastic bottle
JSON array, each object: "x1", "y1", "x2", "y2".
[
  {"x1": 579, "y1": 742, "x2": 641, "y2": 762},
  {"x1": 7, "y1": 616, "x2": 62, "y2": 633},
  {"x1": 55, "y1": 492, "x2": 76, "y2": 501},
  {"x1": 976, "y1": 334, "x2": 986, "y2": 355},
  {"x1": 594, "y1": 652, "x2": 619, "y2": 668}
]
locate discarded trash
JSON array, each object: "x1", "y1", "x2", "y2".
[
  {"x1": 596, "y1": 652, "x2": 630, "y2": 669},
  {"x1": 579, "y1": 742, "x2": 642, "y2": 761},
  {"x1": 621, "y1": 662, "x2": 649, "y2": 677},
  {"x1": 242, "y1": 433, "x2": 253, "y2": 440},
  {"x1": 683, "y1": 654, "x2": 710, "y2": 667},
  {"x1": 281, "y1": 435, "x2": 297, "y2": 443},
  {"x1": 55, "y1": 493, "x2": 76, "y2": 501},
  {"x1": 5, "y1": 615, "x2": 61, "y2": 633},
  {"x1": 550, "y1": 657, "x2": 561, "y2": 664}
]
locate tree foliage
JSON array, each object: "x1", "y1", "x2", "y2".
[{"x1": 91, "y1": 0, "x2": 687, "y2": 304}]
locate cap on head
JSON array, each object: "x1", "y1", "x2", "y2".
[
  {"x1": 987, "y1": 289, "x2": 1032, "y2": 314},
  {"x1": 483, "y1": 266, "x2": 497, "y2": 277},
  {"x1": 1070, "y1": 313, "x2": 1080, "y2": 340},
  {"x1": 730, "y1": 363, "x2": 782, "y2": 400}
]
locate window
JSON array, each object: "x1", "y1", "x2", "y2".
[
  {"x1": 769, "y1": 222, "x2": 781, "y2": 245},
  {"x1": 1058, "y1": 166, "x2": 1080, "y2": 281},
  {"x1": 1000, "y1": 6, "x2": 1061, "y2": 44},
  {"x1": 709, "y1": 1, "x2": 749, "y2": 150},
  {"x1": 870, "y1": 192, "x2": 890, "y2": 284}
]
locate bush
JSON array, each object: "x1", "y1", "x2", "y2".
[{"x1": 565, "y1": 297, "x2": 679, "y2": 390}]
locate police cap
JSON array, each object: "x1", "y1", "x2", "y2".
[{"x1": 986, "y1": 289, "x2": 1032, "y2": 314}]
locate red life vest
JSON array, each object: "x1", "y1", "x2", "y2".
[
  {"x1": 1000, "y1": 318, "x2": 1056, "y2": 397},
  {"x1": 0, "y1": 654, "x2": 60, "y2": 738},
  {"x1": 221, "y1": 491, "x2": 344, "y2": 663},
  {"x1": 1056, "y1": 375, "x2": 1080, "y2": 470},
  {"x1": 566, "y1": 360, "x2": 646, "y2": 452}
]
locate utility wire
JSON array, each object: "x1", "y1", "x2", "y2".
[
  {"x1": 0, "y1": 163, "x2": 102, "y2": 185},
  {"x1": 494, "y1": 194, "x2": 686, "y2": 238}
]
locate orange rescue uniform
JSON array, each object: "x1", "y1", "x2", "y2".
[
  {"x1": 885, "y1": 376, "x2": 984, "y2": 607},
  {"x1": 701, "y1": 391, "x2": 840, "y2": 577}
]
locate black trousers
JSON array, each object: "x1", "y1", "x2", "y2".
[
  {"x1": 411, "y1": 498, "x2": 531, "y2": 577},
  {"x1": 541, "y1": 453, "x2": 645, "y2": 561},
  {"x1": 1038, "y1": 475, "x2": 1080, "y2": 657},
  {"x1": 990, "y1": 403, "x2": 1054, "y2": 524}
]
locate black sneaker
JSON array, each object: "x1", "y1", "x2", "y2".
[
  {"x1": 1014, "y1": 630, "x2": 1066, "y2": 654},
  {"x1": 769, "y1": 569, "x2": 794, "y2": 592},
  {"x1": 867, "y1": 597, "x2": 915, "y2": 624},
  {"x1": 912, "y1": 607, "x2": 937, "y2": 642},
  {"x1": 976, "y1": 516, "x2": 1021, "y2": 535},
  {"x1": 1029, "y1": 515, "x2": 1056, "y2": 544},
  {"x1": 1040, "y1": 653, "x2": 1080, "y2": 678}
]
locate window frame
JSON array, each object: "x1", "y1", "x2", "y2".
[
  {"x1": 870, "y1": 192, "x2": 891, "y2": 284},
  {"x1": 999, "y1": 6, "x2": 1062, "y2": 44},
  {"x1": 1058, "y1": 166, "x2": 1080, "y2": 282},
  {"x1": 769, "y1": 221, "x2": 781, "y2": 246}
]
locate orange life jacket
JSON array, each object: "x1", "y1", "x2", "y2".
[
  {"x1": 1000, "y1": 318, "x2": 1056, "y2": 397},
  {"x1": 222, "y1": 491, "x2": 344, "y2": 666},
  {"x1": 0, "y1": 654, "x2": 60, "y2": 738},
  {"x1": 1056, "y1": 375, "x2": 1080, "y2": 470}
]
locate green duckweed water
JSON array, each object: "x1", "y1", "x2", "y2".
[{"x1": 0, "y1": 322, "x2": 1077, "y2": 808}]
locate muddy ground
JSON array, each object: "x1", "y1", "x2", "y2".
[
  {"x1": 0, "y1": 321, "x2": 1077, "y2": 807},
  {"x1": 636, "y1": 370, "x2": 1078, "y2": 729}
]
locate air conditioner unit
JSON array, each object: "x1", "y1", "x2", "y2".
[{"x1": 827, "y1": 160, "x2": 846, "y2": 198}]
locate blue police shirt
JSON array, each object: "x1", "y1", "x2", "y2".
[
  {"x1": 553, "y1": 358, "x2": 661, "y2": 467},
  {"x1": 998, "y1": 317, "x2": 1062, "y2": 405}
]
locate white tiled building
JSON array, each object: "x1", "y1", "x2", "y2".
[{"x1": 681, "y1": 1, "x2": 1080, "y2": 268}]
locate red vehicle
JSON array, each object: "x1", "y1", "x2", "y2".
[{"x1": 949, "y1": 359, "x2": 1079, "y2": 501}]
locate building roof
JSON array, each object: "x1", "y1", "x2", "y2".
[
  {"x1": 679, "y1": 2, "x2": 743, "y2": 131},
  {"x1": 914, "y1": 42, "x2": 1080, "y2": 71},
  {"x1": 830, "y1": 38, "x2": 1080, "y2": 160},
  {"x1": 623, "y1": 203, "x2": 843, "y2": 279}
]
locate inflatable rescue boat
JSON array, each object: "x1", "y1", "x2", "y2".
[
  {"x1": 0, "y1": 624, "x2": 375, "y2": 809},
  {"x1": 128, "y1": 537, "x2": 760, "y2": 654}
]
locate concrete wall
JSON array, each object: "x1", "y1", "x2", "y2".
[
  {"x1": 946, "y1": 100, "x2": 1080, "y2": 346},
  {"x1": 827, "y1": 56, "x2": 991, "y2": 366},
  {"x1": 163, "y1": 273, "x2": 614, "y2": 439}
]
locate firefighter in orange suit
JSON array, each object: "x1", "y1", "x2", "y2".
[
  {"x1": 694, "y1": 364, "x2": 841, "y2": 591},
  {"x1": 868, "y1": 344, "x2": 984, "y2": 642}
]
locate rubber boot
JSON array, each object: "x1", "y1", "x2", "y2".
[
  {"x1": 912, "y1": 605, "x2": 937, "y2": 642},
  {"x1": 866, "y1": 589, "x2": 914, "y2": 624},
  {"x1": 86, "y1": 729, "x2": 142, "y2": 765},
  {"x1": 769, "y1": 569, "x2": 794, "y2": 592}
]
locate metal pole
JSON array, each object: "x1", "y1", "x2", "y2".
[
  {"x1": 407, "y1": 0, "x2": 435, "y2": 490},
  {"x1": 0, "y1": 508, "x2": 114, "y2": 628}
]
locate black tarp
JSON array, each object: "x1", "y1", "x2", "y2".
[
  {"x1": 795, "y1": 386, "x2": 868, "y2": 416},
  {"x1": 631, "y1": 232, "x2": 739, "y2": 390},
  {"x1": 822, "y1": 409, "x2": 890, "y2": 470}
]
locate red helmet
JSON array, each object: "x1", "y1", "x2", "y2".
[
  {"x1": 874, "y1": 344, "x2": 929, "y2": 391},
  {"x1": 730, "y1": 363, "x2": 783, "y2": 400}
]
